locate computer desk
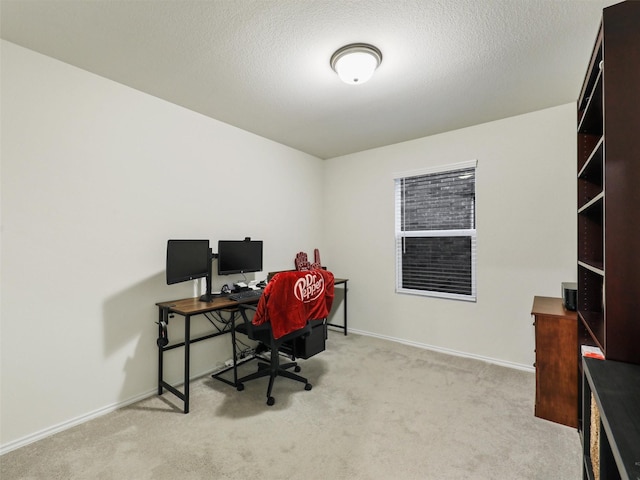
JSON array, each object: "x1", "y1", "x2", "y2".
[{"x1": 155, "y1": 277, "x2": 348, "y2": 413}]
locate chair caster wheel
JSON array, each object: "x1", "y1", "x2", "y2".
[
  {"x1": 267, "y1": 397, "x2": 275, "y2": 406},
  {"x1": 294, "y1": 366, "x2": 301, "y2": 372},
  {"x1": 236, "y1": 383, "x2": 244, "y2": 391},
  {"x1": 305, "y1": 383, "x2": 312, "y2": 391}
]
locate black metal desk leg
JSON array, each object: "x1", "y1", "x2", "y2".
[
  {"x1": 231, "y1": 311, "x2": 239, "y2": 386},
  {"x1": 327, "y1": 280, "x2": 348, "y2": 335},
  {"x1": 343, "y1": 282, "x2": 348, "y2": 335},
  {"x1": 184, "y1": 315, "x2": 191, "y2": 413},
  {"x1": 158, "y1": 307, "x2": 166, "y2": 395}
]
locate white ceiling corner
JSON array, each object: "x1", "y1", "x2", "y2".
[{"x1": 0, "y1": 0, "x2": 617, "y2": 159}]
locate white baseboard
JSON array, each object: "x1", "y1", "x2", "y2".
[
  {"x1": 0, "y1": 387, "x2": 155, "y2": 456},
  {"x1": 1, "y1": 336, "x2": 532, "y2": 456},
  {"x1": 0, "y1": 365, "x2": 224, "y2": 456},
  {"x1": 346, "y1": 328, "x2": 535, "y2": 373}
]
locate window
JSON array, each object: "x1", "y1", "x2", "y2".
[{"x1": 394, "y1": 160, "x2": 477, "y2": 301}]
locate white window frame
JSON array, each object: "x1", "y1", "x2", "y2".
[{"x1": 394, "y1": 160, "x2": 477, "y2": 302}]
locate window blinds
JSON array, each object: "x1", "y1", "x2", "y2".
[{"x1": 395, "y1": 161, "x2": 477, "y2": 301}]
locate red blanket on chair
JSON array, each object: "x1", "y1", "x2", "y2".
[{"x1": 253, "y1": 270, "x2": 335, "y2": 339}]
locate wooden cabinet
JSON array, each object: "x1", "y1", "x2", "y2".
[
  {"x1": 577, "y1": 1, "x2": 640, "y2": 365},
  {"x1": 581, "y1": 358, "x2": 640, "y2": 480},
  {"x1": 531, "y1": 296, "x2": 578, "y2": 428}
]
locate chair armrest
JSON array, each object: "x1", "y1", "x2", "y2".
[
  {"x1": 236, "y1": 303, "x2": 260, "y2": 339},
  {"x1": 237, "y1": 304, "x2": 257, "y2": 312},
  {"x1": 237, "y1": 304, "x2": 256, "y2": 327}
]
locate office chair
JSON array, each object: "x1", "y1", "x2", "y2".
[{"x1": 234, "y1": 269, "x2": 334, "y2": 406}]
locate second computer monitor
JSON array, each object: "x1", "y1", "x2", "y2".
[{"x1": 217, "y1": 239, "x2": 263, "y2": 275}]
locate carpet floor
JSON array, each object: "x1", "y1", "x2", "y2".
[{"x1": 0, "y1": 331, "x2": 581, "y2": 479}]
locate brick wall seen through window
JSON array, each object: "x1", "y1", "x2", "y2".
[{"x1": 395, "y1": 161, "x2": 477, "y2": 301}]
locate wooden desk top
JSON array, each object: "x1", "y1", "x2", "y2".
[
  {"x1": 158, "y1": 278, "x2": 348, "y2": 316},
  {"x1": 156, "y1": 296, "x2": 243, "y2": 316},
  {"x1": 531, "y1": 296, "x2": 577, "y2": 319}
]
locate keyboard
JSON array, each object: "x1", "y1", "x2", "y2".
[{"x1": 229, "y1": 289, "x2": 263, "y2": 302}]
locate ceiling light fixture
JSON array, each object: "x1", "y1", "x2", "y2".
[{"x1": 330, "y1": 43, "x2": 382, "y2": 85}]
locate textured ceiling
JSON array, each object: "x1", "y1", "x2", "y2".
[{"x1": 0, "y1": 0, "x2": 616, "y2": 159}]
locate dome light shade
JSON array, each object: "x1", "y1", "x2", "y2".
[{"x1": 330, "y1": 43, "x2": 382, "y2": 85}]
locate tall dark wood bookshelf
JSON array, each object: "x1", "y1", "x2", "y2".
[
  {"x1": 577, "y1": 3, "x2": 640, "y2": 478},
  {"x1": 577, "y1": 0, "x2": 640, "y2": 366}
]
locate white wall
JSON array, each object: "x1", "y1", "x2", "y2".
[
  {"x1": 323, "y1": 104, "x2": 576, "y2": 368},
  {"x1": 0, "y1": 41, "x2": 324, "y2": 451},
  {"x1": 1, "y1": 39, "x2": 577, "y2": 453}
]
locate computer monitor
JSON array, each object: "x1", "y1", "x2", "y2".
[
  {"x1": 166, "y1": 239, "x2": 213, "y2": 301},
  {"x1": 217, "y1": 239, "x2": 263, "y2": 276}
]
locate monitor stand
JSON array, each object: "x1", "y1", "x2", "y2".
[
  {"x1": 198, "y1": 250, "x2": 214, "y2": 302},
  {"x1": 199, "y1": 292, "x2": 214, "y2": 302}
]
